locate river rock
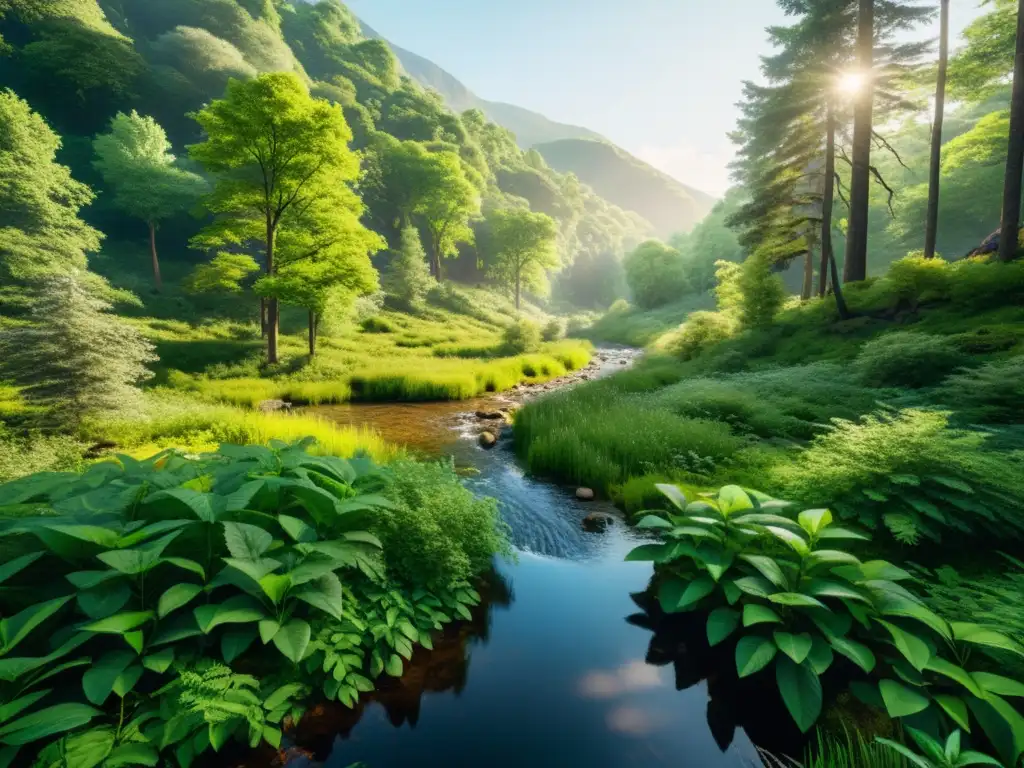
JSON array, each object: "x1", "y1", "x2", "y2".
[
  {"x1": 575, "y1": 487, "x2": 595, "y2": 501},
  {"x1": 258, "y1": 399, "x2": 292, "y2": 412},
  {"x1": 479, "y1": 431, "x2": 498, "y2": 449},
  {"x1": 475, "y1": 410, "x2": 506, "y2": 420},
  {"x1": 582, "y1": 512, "x2": 614, "y2": 533}
]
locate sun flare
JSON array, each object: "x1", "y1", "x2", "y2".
[{"x1": 837, "y1": 71, "x2": 866, "y2": 94}]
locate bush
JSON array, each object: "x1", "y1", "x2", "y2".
[
  {"x1": 774, "y1": 408, "x2": 1024, "y2": 544},
  {"x1": 541, "y1": 318, "x2": 565, "y2": 342},
  {"x1": 501, "y1": 319, "x2": 541, "y2": 354},
  {"x1": 664, "y1": 310, "x2": 735, "y2": 360},
  {"x1": 608, "y1": 298, "x2": 631, "y2": 314},
  {"x1": 382, "y1": 227, "x2": 433, "y2": 310},
  {"x1": 853, "y1": 331, "x2": 968, "y2": 388},
  {"x1": 736, "y1": 252, "x2": 786, "y2": 328},
  {"x1": 886, "y1": 253, "x2": 952, "y2": 306},
  {"x1": 0, "y1": 430, "x2": 86, "y2": 481},
  {"x1": 949, "y1": 257, "x2": 1024, "y2": 310},
  {"x1": 937, "y1": 356, "x2": 1024, "y2": 423},
  {"x1": 360, "y1": 315, "x2": 394, "y2": 333},
  {"x1": 623, "y1": 240, "x2": 689, "y2": 309},
  {"x1": 375, "y1": 459, "x2": 511, "y2": 590}
]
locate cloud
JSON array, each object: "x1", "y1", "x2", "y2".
[
  {"x1": 633, "y1": 141, "x2": 735, "y2": 197},
  {"x1": 578, "y1": 659, "x2": 665, "y2": 699}
]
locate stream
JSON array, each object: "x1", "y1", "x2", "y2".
[{"x1": 282, "y1": 349, "x2": 766, "y2": 768}]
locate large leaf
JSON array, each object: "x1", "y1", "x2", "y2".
[
  {"x1": 797, "y1": 508, "x2": 832, "y2": 536},
  {"x1": 935, "y1": 694, "x2": 971, "y2": 732},
  {"x1": 768, "y1": 593, "x2": 827, "y2": 609},
  {"x1": 625, "y1": 543, "x2": 669, "y2": 562},
  {"x1": 827, "y1": 635, "x2": 876, "y2": 673},
  {"x1": 968, "y1": 693, "x2": 1024, "y2": 767},
  {"x1": 222, "y1": 522, "x2": 273, "y2": 561},
  {"x1": 775, "y1": 656, "x2": 822, "y2": 733},
  {"x1": 738, "y1": 555, "x2": 788, "y2": 589},
  {"x1": 635, "y1": 515, "x2": 673, "y2": 530},
  {"x1": 877, "y1": 619, "x2": 932, "y2": 672},
  {"x1": 0, "y1": 703, "x2": 101, "y2": 745},
  {"x1": 773, "y1": 632, "x2": 813, "y2": 664},
  {"x1": 97, "y1": 531, "x2": 181, "y2": 575},
  {"x1": 926, "y1": 657, "x2": 984, "y2": 698},
  {"x1": 105, "y1": 743, "x2": 159, "y2": 767},
  {"x1": 655, "y1": 484, "x2": 688, "y2": 511},
  {"x1": 674, "y1": 576, "x2": 716, "y2": 612},
  {"x1": 77, "y1": 581, "x2": 131, "y2": 620},
  {"x1": 158, "y1": 584, "x2": 203, "y2": 619},
  {"x1": 82, "y1": 651, "x2": 135, "y2": 705},
  {"x1": 0, "y1": 596, "x2": 71, "y2": 653},
  {"x1": 222, "y1": 627, "x2": 258, "y2": 664},
  {"x1": 706, "y1": 608, "x2": 740, "y2": 647},
  {"x1": 736, "y1": 635, "x2": 777, "y2": 678},
  {"x1": 144, "y1": 488, "x2": 225, "y2": 523},
  {"x1": 763, "y1": 526, "x2": 810, "y2": 555},
  {"x1": 272, "y1": 619, "x2": 311, "y2": 663},
  {"x1": 879, "y1": 679, "x2": 930, "y2": 718},
  {"x1": 974, "y1": 671, "x2": 1024, "y2": 698},
  {"x1": 82, "y1": 611, "x2": 153, "y2": 634},
  {"x1": 278, "y1": 515, "x2": 317, "y2": 544},
  {"x1": 193, "y1": 596, "x2": 265, "y2": 634},
  {"x1": 743, "y1": 604, "x2": 782, "y2": 627},
  {"x1": 0, "y1": 553, "x2": 42, "y2": 587},
  {"x1": 732, "y1": 576, "x2": 776, "y2": 599},
  {"x1": 952, "y1": 623, "x2": 1024, "y2": 659}
]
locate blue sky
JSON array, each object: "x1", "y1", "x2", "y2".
[{"x1": 347, "y1": 1, "x2": 987, "y2": 196}]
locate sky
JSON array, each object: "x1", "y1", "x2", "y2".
[{"x1": 346, "y1": 0, "x2": 988, "y2": 198}]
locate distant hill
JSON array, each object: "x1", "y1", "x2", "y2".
[{"x1": 534, "y1": 139, "x2": 717, "y2": 237}]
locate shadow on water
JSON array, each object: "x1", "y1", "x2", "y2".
[{"x1": 271, "y1": 349, "x2": 769, "y2": 767}]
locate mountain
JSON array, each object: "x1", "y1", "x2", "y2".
[
  {"x1": 359, "y1": 20, "x2": 603, "y2": 148},
  {"x1": 534, "y1": 139, "x2": 718, "y2": 237},
  {"x1": 359, "y1": 19, "x2": 716, "y2": 235}
]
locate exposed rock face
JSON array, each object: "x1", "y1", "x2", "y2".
[
  {"x1": 258, "y1": 399, "x2": 292, "y2": 413},
  {"x1": 575, "y1": 487, "x2": 595, "y2": 501},
  {"x1": 582, "y1": 512, "x2": 614, "y2": 533}
]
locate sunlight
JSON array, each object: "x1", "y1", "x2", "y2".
[{"x1": 837, "y1": 70, "x2": 866, "y2": 95}]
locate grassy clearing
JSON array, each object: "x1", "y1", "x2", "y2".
[{"x1": 579, "y1": 293, "x2": 714, "y2": 347}]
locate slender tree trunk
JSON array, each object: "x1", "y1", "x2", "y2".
[
  {"x1": 998, "y1": 0, "x2": 1024, "y2": 262},
  {"x1": 266, "y1": 220, "x2": 279, "y2": 364},
  {"x1": 829, "y1": 248, "x2": 851, "y2": 319},
  {"x1": 924, "y1": 0, "x2": 950, "y2": 259},
  {"x1": 802, "y1": 233, "x2": 816, "y2": 301},
  {"x1": 515, "y1": 270, "x2": 521, "y2": 311},
  {"x1": 148, "y1": 221, "x2": 162, "y2": 292},
  {"x1": 820, "y1": 102, "x2": 837, "y2": 298},
  {"x1": 844, "y1": 0, "x2": 874, "y2": 283},
  {"x1": 260, "y1": 298, "x2": 268, "y2": 338},
  {"x1": 308, "y1": 310, "x2": 316, "y2": 357}
]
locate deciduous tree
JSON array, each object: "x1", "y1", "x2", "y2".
[{"x1": 485, "y1": 208, "x2": 559, "y2": 310}]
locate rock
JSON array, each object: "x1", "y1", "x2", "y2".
[
  {"x1": 575, "y1": 487, "x2": 595, "y2": 501},
  {"x1": 479, "y1": 431, "x2": 498, "y2": 449},
  {"x1": 618, "y1": 360, "x2": 628, "y2": 365},
  {"x1": 258, "y1": 399, "x2": 292, "y2": 413},
  {"x1": 475, "y1": 410, "x2": 506, "y2": 420},
  {"x1": 582, "y1": 512, "x2": 614, "y2": 533}
]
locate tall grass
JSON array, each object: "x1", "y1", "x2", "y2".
[{"x1": 801, "y1": 729, "x2": 907, "y2": 768}]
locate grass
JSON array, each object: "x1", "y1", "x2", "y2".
[{"x1": 580, "y1": 293, "x2": 715, "y2": 347}]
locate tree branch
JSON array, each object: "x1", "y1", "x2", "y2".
[
  {"x1": 871, "y1": 130, "x2": 910, "y2": 170},
  {"x1": 868, "y1": 164, "x2": 897, "y2": 217}
]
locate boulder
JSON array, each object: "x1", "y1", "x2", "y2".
[
  {"x1": 258, "y1": 399, "x2": 292, "y2": 413},
  {"x1": 575, "y1": 487, "x2": 595, "y2": 501},
  {"x1": 582, "y1": 512, "x2": 614, "y2": 533},
  {"x1": 475, "y1": 410, "x2": 506, "y2": 421},
  {"x1": 479, "y1": 431, "x2": 498, "y2": 449}
]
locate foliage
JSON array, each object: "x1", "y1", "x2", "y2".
[
  {"x1": 936, "y1": 357, "x2": 1024, "y2": 424},
  {"x1": 853, "y1": 332, "x2": 969, "y2": 389},
  {"x1": 484, "y1": 208, "x2": 560, "y2": 308},
  {"x1": 877, "y1": 728, "x2": 1003, "y2": 768},
  {"x1": 803, "y1": 728, "x2": 908, "y2": 768},
  {"x1": 736, "y1": 252, "x2": 786, "y2": 329},
  {"x1": 0, "y1": 272, "x2": 156, "y2": 428},
  {"x1": 775, "y1": 409, "x2": 1024, "y2": 545},
  {"x1": 381, "y1": 226, "x2": 432, "y2": 311},
  {"x1": 664, "y1": 311, "x2": 736, "y2": 361},
  {"x1": 623, "y1": 240, "x2": 689, "y2": 309},
  {"x1": 0, "y1": 439, "x2": 505, "y2": 764},
  {"x1": 501, "y1": 319, "x2": 542, "y2": 355},
  {"x1": 0, "y1": 431, "x2": 85, "y2": 483},
  {"x1": 540, "y1": 318, "x2": 564, "y2": 342},
  {"x1": 627, "y1": 483, "x2": 1024, "y2": 762}
]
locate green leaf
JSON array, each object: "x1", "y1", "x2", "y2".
[
  {"x1": 798, "y1": 508, "x2": 833, "y2": 536},
  {"x1": 271, "y1": 619, "x2": 311, "y2": 663},
  {"x1": 806, "y1": 550, "x2": 862, "y2": 570},
  {"x1": 807, "y1": 636, "x2": 833, "y2": 675},
  {"x1": 878, "y1": 619, "x2": 932, "y2": 672},
  {"x1": 625, "y1": 543, "x2": 669, "y2": 562},
  {"x1": 733, "y1": 576, "x2": 775, "y2": 599},
  {"x1": 635, "y1": 515, "x2": 672, "y2": 530},
  {"x1": 82, "y1": 650, "x2": 134, "y2": 705},
  {"x1": 278, "y1": 515, "x2": 317, "y2": 543},
  {"x1": 143, "y1": 647, "x2": 175, "y2": 674},
  {"x1": 164, "y1": 558, "x2": 206, "y2": 580},
  {"x1": 222, "y1": 627, "x2": 258, "y2": 664},
  {"x1": 0, "y1": 553, "x2": 42, "y2": 587},
  {"x1": 77, "y1": 581, "x2": 131, "y2": 620},
  {"x1": 828, "y1": 636, "x2": 876, "y2": 673},
  {"x1": 773, "y1": 632, "x2": 813, "y2": 664},
  {"x1": 655, "y1": 483, "x2": 687, "y2": 511},
  {"x1": 158, "y1": 584, "x2": 203, "y2": 619},
  {"x1": 968, "y1": 693, "x2": 1024, "y2": 767},
  {"x1": 816, "y1": 526, "x2": 869, "y2": 541},
  {"x1": 674, "y1": 576, "x2": 716, "y2": 611},
  {"x1": 122, "y1": 630, "x2": 144, "y2": 655},
  {"x1": 875, "y1": 738, "x2": 934, "y2": 768},
  {"x1": 385, "y1": 654, "x2": 403, "y2": 677},
  {"x1": 112, "y1": 664, "x2": 143, "y2": 697},
  {"x1": 145, "y1": 488, "x2": 224, "y2": 522},
  {"x1": 0, "y1": 703, "x2": 101, "y2": 745},
  {"x1": 258, "y1": 573, "x2": 291, "y2": 605},
  {"x1": 763, "y1": 526, "x2": 809, "y2": 555},
  {"x1": 258, "y1": 619, "x2": 281, "y2": 644},
  {"x1": 738, "y1": 555, "x2": 788, "y2": 589},
  {"x1": 926, "y1": 657, "x2": 984, "y2": 699},
  {"x1": 81, "y1": 611, "x2": 153, "y2": 634},
  {"x1": 736, "y1": 635, "x2": 777, "y2": 678},
  {"x1": 952, "y1": 623, "x2": 1024, "y2": 659},
  {"x1": 768, "y1": 593, "x2": 827, "y2": 609},
  {"x1": 97, "y1": 531, "x2": 181, "y2": 575},
  {"x1": 879, "y1": 679, "x2": 930, "y2": 718},
  {"x1": 222, "y1": 521, "x2": 273, "y2": 561},
  {"x1": 973, "y1": 672, "x2": 1024, "y2": 698},
  {"x1": 743, "y1": 604, "x2": 782, "y2": 627},
  {"x1": 193, "y1": 596, "x2": 265, "y2": 634},
  {"x1": 0, "y1": 596, "x2": 71, "y2": 653},
  {"x1": 805, "y1": 579, "x2": 870, "y2": 603},
  {"x1": 935, "y1": 694, "x2": 971, "y2": 732},
  {"x1": 706, "y1": 608, "x2": 740, "y2": 647},
  {"x1": 717, "y1": 485, "x2": 754, "y2": 515},
  {"x1": 776, "y1": 656, "x2": 822, "y2": 732},
  {"x1": 0, "y1": 690, "x2": 49, "y2": 726},
  {"x1": 105, "y1": 743, "x2": 159, "y2": 767}
]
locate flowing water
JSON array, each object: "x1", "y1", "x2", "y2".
[{"x1": 278, "y1": 350, "x2": 768, "y2": 768}]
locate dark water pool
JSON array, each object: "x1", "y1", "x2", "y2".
[{"x1": 291, "y1": 355, "x2": 768, "y2": 767}]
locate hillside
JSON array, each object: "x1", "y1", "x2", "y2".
[{"x1": 535, "y1": 138, "x2": 718, "y2": 237}]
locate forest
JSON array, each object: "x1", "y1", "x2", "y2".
[{"x1": 0, "y1": 0, "x2": 1023, "y2": 766}]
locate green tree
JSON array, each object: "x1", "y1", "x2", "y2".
[
  {"x1": 485, "y1": 208, "x2": 559, "y2": 310},
  {"x1": 417, "y1": 150, "x2": 481, "y2": 280},
  {"x1": 382, "y1": 226, "x2": 433, "y2": 310},
  {"x1": 0, "y1": 271, "x2": 156, "y2": 427},
  {"x1": 998, "y1": 0, "x2": 1024, "y2": 262},
  {"x1": 0, "y1": 89, "x2": 101, "y2": 285},
  {"x1": 188, "y1": 72, "x2": 380, "y2": 364},
  {"x1": 92, "y1": 110, "x2": 208, "y2": 291},
  {"x1": 623, "y1": 240, "x2": 689, "y2": 309},
  {"x1": 924, "y1": 0, "x2": 950, "y2": 259}
]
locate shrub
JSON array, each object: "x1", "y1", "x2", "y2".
[
  {"x1": 541, "y1": 318, "x2": 565, "y2": 342},
  {"x1": 774, "y1": 408, "x2": 1024, "y2": 544},
  {"x1": 352, "y1": 291, "x2": 386, "y2": 322},
  {"x1": 949, "y1": 257, "x2": 1024, "y2": 310},
  {"x1": 0, "y1": 431, "x2": 86, "y2": 481},
  {"x1": 664, "y1": 311, "x2": 735, "y2": 360},
  {"x1": 628, "y1": 483, "x2": 1024, "y2": 748},
  {"x1": 382, "y1": 227, "x2": 433, "y2": 310},
  {"x1": 501, "y1": 319, "x2": 541, "y2": 354},
  {"x1": 375, "y1": 459, "x2": 511, "y2": 590},
  {"x1": 609, "y1": 298, "x2": 631, "y2": 314},
  {"x1": 360, "y1": 315, "x2": 394, "y2": 333},
  {"x1": 623, "y1": 240, "x2": 689, "y2": 309},
  {"x1": 853, "y1": 331, "x2": 968, "y2": 388},
  {"x1": 937, "y1": 356, "x2": 1024, "y2": 423},
  {"x1": 736, "y1": 252, "x2": 786, "y2": 328},
  {"x1": 885, "y1": 253, "x2": 952, "y2": 306}
]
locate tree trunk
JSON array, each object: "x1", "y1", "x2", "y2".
[
  {"x1": 148, "y1": 221, "x2": 162, "y2": 292},
  {"x1": 843, "y1": 0, "x2": 874, "y2": 283},
  {"x1": 266, "y1": 220, "x2": 279, "y2": 364},
  {"x1": 515, "y1": 270, "x2": 521, "y2": 311},
  {"x1": 998, "y1": 0, "x2": 1024, "y2": 262},
  {"x1": 802, "y1": 232, "x2": 816, "y2": 301},
  {"x1": 260, "y1": 298, "x2": 267, "y2": 338},
  {"x1": 308, "y1": 310, "x2": 317, "y2": 357},
  {"x1": 829, "y1": 248, "x2": 851, "y2": 320},
  {"x1": 924, "y1": 0, "x2": 950, "y2": 259},
  {"x1": 820, "y1": 102, "x2": 837, "y2": 298}
]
